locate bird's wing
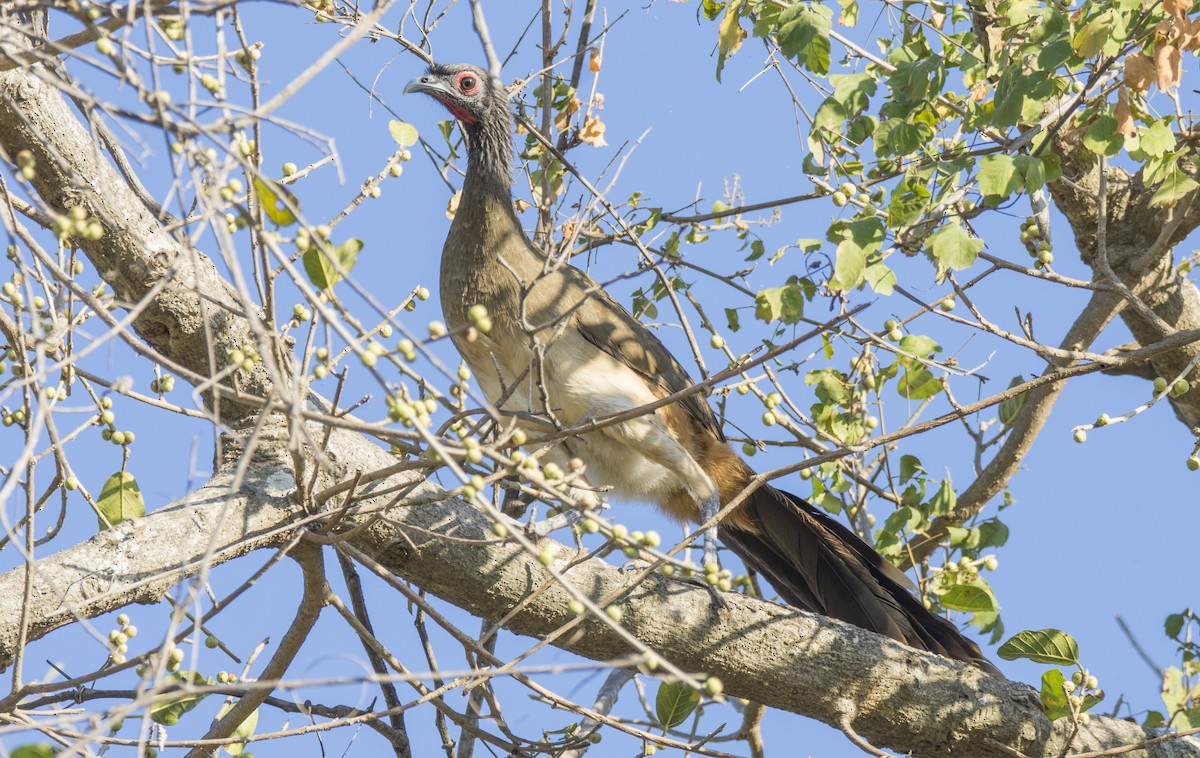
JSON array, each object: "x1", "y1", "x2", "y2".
[{"x1": 539, "y1": 264, "x2": 725, "y2": 441}]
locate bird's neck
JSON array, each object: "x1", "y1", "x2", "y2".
[
  {"x1": 441, "y1": 108, "x2": 539, "y2": 329},
  {"x1": 461, "y1": 112, "x2": 515, "y2": 201}
]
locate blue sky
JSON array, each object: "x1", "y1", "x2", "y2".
[{"x1": 2, "y1": 1, "x2": 1197, "y2": 756}]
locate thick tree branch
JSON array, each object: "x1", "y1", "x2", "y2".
[
  {"x1": 1049, "y1": 100, "x2": 1200, "y2": 432},
  {"x1": 0, "y1": 27, "x2": 273, "y2": 423},
  {"x1": 0, "y1": 420, "x2": 1196, "y2": 757}
]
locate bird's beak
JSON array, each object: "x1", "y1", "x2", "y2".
[{"x1": 404, "y1": 74, "x2": 453, "y2": 98}]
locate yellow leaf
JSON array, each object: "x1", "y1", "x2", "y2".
[
  {"x1": 589, "y1": 48, "x2": 602, "y2": 72},
  {"x1": 387, "y1": 120, "x2": 419, "y2": 147},
  {"x1": 1072, "y1": 10, "x2": 1115, "y2": 58},
  {"x1": 716, "y1": 0, "x2": 745, "y2": 81}
]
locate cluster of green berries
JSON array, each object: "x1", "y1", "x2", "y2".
[
  {"x1": 1019, "y1": 216, "x2": 1054, "y2": 268},
  {"x1": 200, "y1": 73, "x2": 224, "y2": 99},
  {"x1": 227, "y1": 343, "x2": 260, "y2": 372},
  {"x1": 1153, "y1": 375, "x2": 1192, "y2": 399},
  {"x1": 1066, "y1": 670, "x2": 1100, "y2": 725},
  {"x1": 831, "y1": 182, "x2": 878, "y2": 217},
  {"x1": 467, "y1": 304, "x2": 493, "y2": 335},
  {"x1": 386, "y1": 389, "x2": 438, "y2": 428},
  {"x1": 150, "y1": 374, "x2": 175, "y2": 394},
  {"x1": 931, "y1": 555, "x2": 999, "y2": 577},
  {"x1": 107, "y1": 613, "x2": 139, "y2": 665},
  {"x1": 1, "y1": 404, "x2": 27, "y2": 427},
  {"x1": 14, "y1": 150, "x2": 36, "y2": 181},
  {"x1": 883, "y1": 319, "x2": 904, "y2": 342},
  {"x1": 53, "y1": 205, "x2": 105, "y2": 244},
  {"x1": 97, "y1": 397, "x2": 136, "y2": 447},
  {"x1": 233, "y1": 44, "x2": 262, "y2": 73}
]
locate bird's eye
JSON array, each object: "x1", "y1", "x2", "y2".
[{"x1": 459, "y1": 75, "x2": 478, "y2": 93}]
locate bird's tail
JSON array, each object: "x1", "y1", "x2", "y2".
[{"x1": 719, "y1": 484, "x2": 999, "y2": 675}]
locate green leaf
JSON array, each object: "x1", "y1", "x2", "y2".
[
  {"x1": 927, "y1": 478, "x2": 956, "y2": 516},
  {"x1": 1014, "y1": 155, "x2": 1047, "y2": 193},
  {"x1": 216, "y1": 701, "x2": 259, "y2": 755},
  {"x1": 977, "y1": 154, "x2": 1022, "y2": 198},
  {"x1": 863, "y1": 262, "x2": 896, "y2": 295},
  {"x1": 876, "y1": 118, "x2": 932, "y2": 156},
  {"x1": 1082, "y1": 115, "x2": 1122, "y2": 157},
  {"x1": 97, "y1": 471, "x2": 146, "y2": 530},
  {"x1": 977, "y1": 519, "x2": 1010, "y2": 549},
  {"x1": 828, "y1": 218, "x2": 883, "y2": 291},
  {"x1": 1037, "y1": 39, "x2": 1074, "y2": 71},
  {"x1": 1150, "y1": 163, "x2": 1200, "y2": 208},
  {"x1": 388, "y1": 120, "x2": 419, "y2": 147},
  {"x1": 637, "y1": 207, "x2": 662, "y2": 235},
  {"x1": 1140, "y1": 120, "x2": 1176, "y2": 158},
  {"x1": 888, "y1": 56, "x2": 943, "y2": 104},
  {"x1": 887, "y1": 174, "x2": 932, "y2": 228},
  {"x1": 836, "y1": 0, "x2": 858, "y2": 27},
  {"x1": 1072, "y1": 10, "x2": 1116, "y2": 58},
  {"x1": 806, "y1": 367, "x2": 851, "y2": 406},
  {"x1": 755, "y1": 279, "x2": 807, "y2": 324},
  {"x1": 831, "y1": 243, "x2": 865, "y2": 291},
  {"x1": 926, "y1": 223, "x2": 981, "y2": 280},
  {"x1": 941, "y1": 584, "x2": 998, "y2": 613},
  {"x1": 879, "y1": 505, "x2": 923, "y2": 536},
  {"x1": 813, "y1": 74, "x2": 876, "y2": 130},
  {"x1": 899, "y1": 454, "x2": 924, "y2": 482},
  {"x1": 11, "y1": 747, "x2": 58, "y2": 758},
  {"x1": 1041, "y1": 668, "x2": 1072, "y2": 719},
  {"x1": 716, "y1": 0, "x2": 746, "y2": 81},
  {"x1": 655, "y1": 682, "x2": 700, "y2": 728},
  {"x1": 998, "y1": 629, "x2": 1080, "y2": 665},
  {"x1": 998, "y1": 375, "x2": 1028, "y2": 427},
  {"x1": 253, "y1": 178, "x2": 298, "y2": 227},
  {"x1": 303, "y1": 238, "x2": 363, "y2": 291},
  {"x1": 1165, "y1": 613, "x2": 1186, "y2": 640},
  {"x1": 1161, "y1": 666, "x2": 1198, "y2": 728},
  {"x1": 898, "y1": 333, "x2": 940, "y2": 357},
  {"x1": 150, "y1": 671, "x2": 209, "y2": 726},
  {"x1": 897, "y1": 363, "x2": 941, "y2": 399},
  {"x1": 1040, "y1": 153, "x2": 1063, "y2": 184},
  {"x1": 993, "y1": 70, "x2": 1034, "y2": 129},
  {"x1": 776, "y1": 3, "x2": 832, "y2": 74},
  {"x1": 724, "y1": 307, "x2": 741, "y2": 332}
]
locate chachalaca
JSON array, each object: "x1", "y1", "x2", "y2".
[{"x1": 405, "y1": 63, "x2": 999, "y2": 675}]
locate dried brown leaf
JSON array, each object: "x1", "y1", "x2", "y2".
[
  {"x1": 554, "y1": 97, "x2": 581, "y2": 132},
  {"x1": 1125, "y1": 52, "x2": 1156, "y2": 93},
  {"x1": 1178, "y1": 17, "x2": 1200, "y2": 52},
  {"x1": 1115, "y1": 87, "x2": 1136, "y2": 138},
  {"x1": 1164, "y1": 0, "x2": 1189, "y2": 20},
  {"x1": 1156, "y1": 43, "x2": 1182, "y2": 91},
  {"x1": 580, "y1": 117, "x2": 607, "y2": 147},
  {"x1": 589, "y1": 48, "x2": 602, "y2": 72}
]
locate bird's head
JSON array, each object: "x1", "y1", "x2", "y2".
[{"x1": 404, "y1": 63, "x2": 503, "y2": 129}]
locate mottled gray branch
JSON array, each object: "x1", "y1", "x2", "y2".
[{"x1": 0, "y1": 418, "x2": 1195, "y2": 757}]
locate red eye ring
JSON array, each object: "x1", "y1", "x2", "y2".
[{"x1": 456, "y1": 72, "x2": 480, "y2": 95}]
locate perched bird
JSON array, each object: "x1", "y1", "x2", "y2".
[{"x1": 405, "y1": 63, "x2": 998, "y2": 674}]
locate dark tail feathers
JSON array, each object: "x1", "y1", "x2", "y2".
[{"x1": 719, "y1": 484, "x2": 1000, "y2": 675}]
